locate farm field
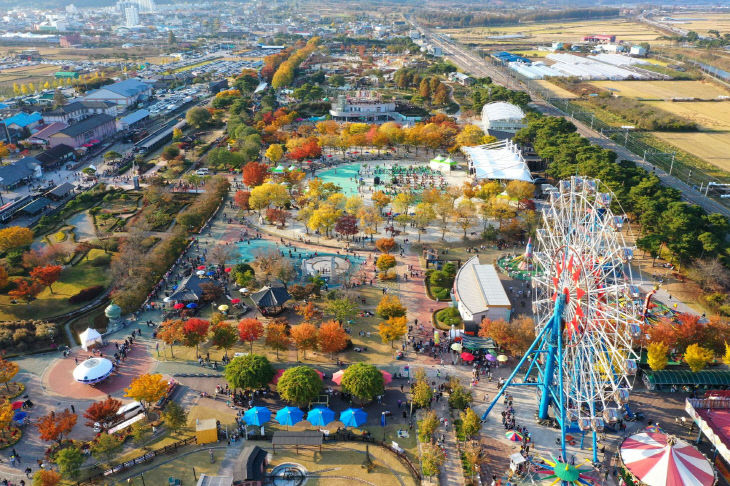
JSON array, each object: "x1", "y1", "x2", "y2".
[
  {"x1": 444, "y1": 19, "x2": 667, "y2": 45},
  {"x1": 644, "y1": 101, "x2": 730, "y2": 130},
  {"x1": 0, "y1": 64, "x2": 58, "y2": 93},
  {"x1": 657, "y1": 12, "x2": 730, "y2": 35},
  {"x1": 589, "y1": 80, "x2": 730, "y2": 99},
  {"x1": 534, "y1": 80, "x2": 580, "y2": 98},
  {"x1": 652, "y1": 131, "x2": 730, "y2": 172}
]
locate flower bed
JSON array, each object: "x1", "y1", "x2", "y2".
[
  {"x1": 0, "y1": 427, "x2": 22, "y2": 449},
  {"x1": 0, "y1": 381, "x2": 26, "y2": 400}
]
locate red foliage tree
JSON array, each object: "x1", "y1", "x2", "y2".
[
  {"x1": 36, "y1": 409, "x2": 77, "y2": 445},
  {"x1": 242, "y1": 162, "x2": 268, "y2": 187},
  {"x1": 647, "y1": 313, "x2": 709, "y2": 353},
  {"x1": 234, "y1": 190, "x2": 251, "y2": 210},
  {"x1": 238, "y1": 318, "x2": 264, "y2": 352},
  {"x1": 265, "y1": 208, "x2": 290, "y2": 227},
  {"x1": 335, "y1": 214, "x2": 358, "y2": 240},
  {"x1": 183, "y1": 318, "x2": 210, "y2": 352},
  {"x1": 288, "y1": 138, "x2": 322, "y2": 162},
  {"x1": 83, "y1": 397, "x2": 122, "y2": 430},
  {"x1": 8, "y1": 279, "x2": 43, "y2": 301},
  {"x1": 30, "y1": 265, "x2": 63, "y2": 293},
  {"x1": 317, "y1": 320, "x2": 348, "y2": 358}
]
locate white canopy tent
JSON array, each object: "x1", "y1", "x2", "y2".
[
  {"x1": 461, "y1": 139, "x2": 533, "y2": 182},
  {"x1": 79, "y1": 327, "x2": 103, "y2": 351}
]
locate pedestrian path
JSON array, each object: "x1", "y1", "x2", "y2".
[{"x1": 433, "y1": 395, "x2": 465, "y2": 486}]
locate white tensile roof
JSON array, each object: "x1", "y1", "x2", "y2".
[
  {"x1": 481, "y1": 101, "x2": 525, "y2": 122},
  {"x1": 454, "y1": 257, "x2": 511, "y2": 315},
  {"x1": 461, "y1": 139, "x2": 533, "y2": 182}
]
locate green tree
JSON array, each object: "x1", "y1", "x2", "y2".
[
  {"x1": 325, "y1": 297, "x2": 358, "y2": 323},
  {"x1": 448, "y1": 379, "x2": 472, "y2": 410},
  {"x1": 163, "y1": 401, "x2": 188, "y2": 433},
  {"x1": 277, "y1": 366, "x2": 323, "y2": 406},
  {"x1": 460, "y1": 408, "x2": 481, "y2": 439},
  {"x1": 211, "y1": 322, "x2": 238, "y2": 357},
  {"x1": 90, "y1": 433, "x2": 121, "y2": 465},
  {"x1": 341, "y1": 363, "x2": 385, "y2": 405},
  {"x1": 186, "y1": 106, "x2": 211, "y2": 128},
  {"x1": 224, "y1": 354, "x2": 275, "y2": 391},
  {"x1": 56, "y1": 445, "x2": 84, "y2": 479}
]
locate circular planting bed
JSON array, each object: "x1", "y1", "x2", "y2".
[
  {"x1": 0, "y1": 427, "x2": 22, "y2": 449},
  {"x1": 0, "y1": 382, "x2": 25, "y2": 400},
  {"x1": 432, "y1": 307, "x2": 463, "y2": 331}
]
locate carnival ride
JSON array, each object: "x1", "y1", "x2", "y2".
[
  {"x1": 498, "y1": 237, "x2": 541, "y2": 280},
  {"x1": 482, "y1": 177, "x2": 642, "y2": 465}
]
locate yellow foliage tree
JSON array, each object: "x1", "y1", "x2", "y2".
[
  {"x1": 684, "y1": 343, "x2": 714, "y2": 372},
  {"x1": 265, "y1": 144, "x2": 284, "y2": 163},
  {"x1": 724, "y1": 342, "x2": 730, "y2": 366},
  {"x1": 12, "y1": 83, "x2": 20, "y2": 95},
  {"x1": 125, "y1": 373, "x2": 168, "y2": 409},
  {"x1": 378, "y1": 316, "x2": 407, "y2": 348},
  {"x1": 647, "y1": 342, "x2": 669, "y2": 371},
  {"x1": 0, "y1": 142, "x2": 9, "y2": 160},
  {"x1": 455, "y1": 124, "x2": 487, "y2": 147},
  {"x1": 0, "y1": 356, "x2": 19, "y2": 391},
  {"x1": 0, "y1": 226, "x2": 34, "y2": 253},
  {"x1": 0, "y1": 399, "x2": 12, "y2": 431}
]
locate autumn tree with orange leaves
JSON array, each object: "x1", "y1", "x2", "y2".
[
  {"x1": 157, "y1": 319, "x2": 185, "y2": 357},
  {"x1": 30, "y1": 265, "x2": 63, "y2": 294},
  {"x1": 647, "y1": 313, "x2": 730, "y2": 355},
  {"x1": 37, "y1": 409, "x2": 78, "y2": 445},
  {"x1": 238, "y1": 318, "x2": 264, "y2": 353},
  {"x1": 83, "y1": 396, "x2": 121, "y2": 430},
  {"x1": 33, "y1": 470, "x2": 61, "y2": 486},
  {"x1": 318, "y1": 321, "x2": 348, "y2": 358},
  {"x1": 296, "y1": 301, "x2": 322, "y2": 322},
  {"x1": 265, "y1": 320, "x2": 291, "y2": 359},
  {"x1": 479, "y1": 316, "x2": 535, "y2": 356},
  {"x1": 290, "y1": 322, "x2": 318, "y2": 360},
  {"x1": 242, "y1": 161, "x2": 268, "y2": 188}
]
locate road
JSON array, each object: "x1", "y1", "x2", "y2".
[{"x1": 417, "y1": 24, "x2": 730, "y2": 219}]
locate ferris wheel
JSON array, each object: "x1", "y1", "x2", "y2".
[{"x1": 483, "y1": 176, "x2": 642, "y2": 464}]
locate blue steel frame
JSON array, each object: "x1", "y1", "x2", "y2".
[{"x1": 480, "y1": 292, "x2": 599, "y2": 463}]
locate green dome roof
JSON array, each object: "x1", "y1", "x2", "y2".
[{"x1": 105, "y1": 303, "x2": 122, "y2": 319}]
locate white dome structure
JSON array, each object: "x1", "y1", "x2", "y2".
[
  {"x1": 73, "y1": 358, "x2": 113, "y2": 384},
  {"x1": 481, "y1": 102, "x2": 526, "y2": 134}
]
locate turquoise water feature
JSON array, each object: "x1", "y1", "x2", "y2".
[
  {"x1": 316, "y1": 163, "x2": 361, "y2": 196},
  {"x1": 234, "y1": 238, "x2": 365, "y2": 286}
]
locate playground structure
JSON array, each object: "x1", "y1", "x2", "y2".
[
  {"x1": 301, "y1": 255, "x2": 352, "y2": 283},
  {"x1": 497, "y1": 237, "x2": 541, "y2": 280},
  {"x1": 483, "y1": 177, "x2": 642, "y2": 464}
]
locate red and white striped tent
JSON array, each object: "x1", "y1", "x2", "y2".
[{"x1": 619, "y1": 432, "x2": 715, "y2": 486}]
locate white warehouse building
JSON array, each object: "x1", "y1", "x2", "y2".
[{"x1": 481, "y1": 102, "x2": 526, "y2": 135}]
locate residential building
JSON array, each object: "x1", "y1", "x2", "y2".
[
  {"x1": 0, "y1": 112, "x2": 43, "y2": 142},
  {"x1": 82, "y1": 79, "x2": 152, "y2": 108},
  {"x1": 48, "y1": 114, "x2": 116, "y2": 148},
  {"x1": 28, "y1": 122, "x2": 68, "y2": 145},
  {"x1": 42, "y1": 101, "x2": 117, "y2": 124},
  {"x1": 452, "y1": 256, "x2": 511, "y2": 325},
  {"x1": 329, "y1": 92, "x2": 397, "y2": 122},
  {"x1": 449, "y1": 72, "x2": 475, "y2": 86},
  {"x1": 125, "y1": 5, "x2": 139, "y2": 27}
]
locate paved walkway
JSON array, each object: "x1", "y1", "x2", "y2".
[{"x1": 433, "y1": 396, "x2": 465, "y2": 486}]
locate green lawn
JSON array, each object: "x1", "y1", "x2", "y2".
[{"x1": 0, "y1": 249, "x2": 112, "y2": 321}]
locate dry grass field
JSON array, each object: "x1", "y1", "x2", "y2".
[
  {"x1": 444, "y1": 19, "x2": 667, "y2": 45},
  {"x1": 644, "y1": 101, "x2": 730, "y2": 130},
  {"x1": 657, "y1": 12, "x2": 730, "y2": 35},
  {"x1": 534, "y1": 80, "x2": 580, "y2": 98},
  {"x1": 652, "y1": 131, "x2": 730, "y2": 172},
  {"x1": 589, "y1": 80, "x2": 730, "y2": 99}
]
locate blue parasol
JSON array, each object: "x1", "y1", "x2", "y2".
[
  {"x1": 275, "y1": 406, "x2": 304, "y2": 427},
  {"x1": 242, "y1": 406, "x2": 271, "y2": 427},
  {"x1": 186, "y1": 303, "x2": 198, "y2": 309},
  {"x1": 307, "y1": 406, "x2": 335, "y2": 427},
  {"x1": 206, "y1": 271, "x2": 215, "y2": 276},
  {"x1": 339, "y1": 408, "x2": 367, "y2": 428}
]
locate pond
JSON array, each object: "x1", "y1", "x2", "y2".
[{"x1": 67, "y1": 211, "x2": 96, "y2": 241}]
